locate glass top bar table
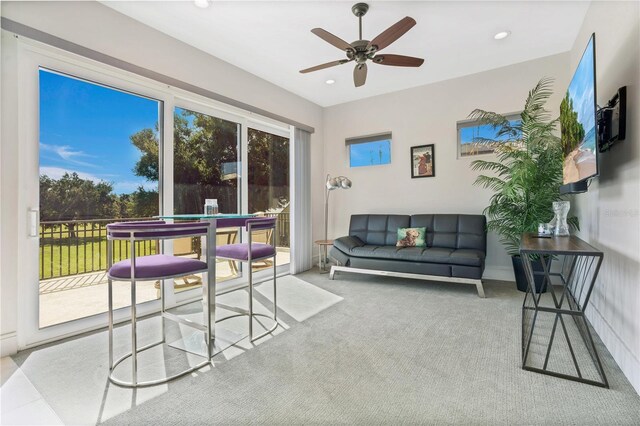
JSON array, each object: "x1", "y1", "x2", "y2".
[
  {"x1": 520, "y1": 233, "x2": 608, "y2": 387},
  {"x1": 156, "y1": 214, "x2": 261, "y2": 357}
]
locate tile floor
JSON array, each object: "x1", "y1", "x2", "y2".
[{"x1": 0, "y1": 357, "x2": 62, "y2": 425}]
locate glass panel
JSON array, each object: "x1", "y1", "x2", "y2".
[
  {"x1": 248, "y1": 128, "x2": 290, "y2": 271},
  {"x1": 349, "y1": 139, "x2": 391, "y2": 167},
  {"x1": 38, "y1": 69, "x2": 161, "y2": 328},
  {"x1": 173, "y1": 107, "x2": 241, "y2": 283}
]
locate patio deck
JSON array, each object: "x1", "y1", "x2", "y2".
[{"x1": 39, "y1": 249, "x2": 290, "y2": 328}]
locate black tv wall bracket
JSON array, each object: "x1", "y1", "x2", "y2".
[{"x1": 597, "y1": 86, "x2": 627, "y2": 152}]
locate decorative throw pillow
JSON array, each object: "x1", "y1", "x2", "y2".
[{"x1": 396, "y1": 227, "x2": 426, "y2": 248}]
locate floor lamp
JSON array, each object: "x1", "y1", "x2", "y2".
[{"x1": 324, "y1": 174, "x2": 352, "y2": 242}]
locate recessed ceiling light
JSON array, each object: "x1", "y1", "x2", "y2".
[
  {"x1": 325, "y1": 79, "x2": 336, "y2": 85},
  {"x1": 494, "y1": 31, "x2": 511, "y2": 40},
  {"x1": 194, "y1": 0, "x2": 210, "y2": 9}
]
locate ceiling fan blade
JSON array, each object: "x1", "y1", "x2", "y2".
[
  {"x1": 367, "y1": 17, "x2": 416, "y2": 52},
  {"x1": 373, "y1": 54, "x2": 424, "y2": 67},
  {"x1": 299, "y1": 59, "x2": 351, "y2": 74},
  {"x1": 353, "y1": 63, "x2": 367, "y2": 87},
  {"x1": 311, "y1": 28, "x2": 353, "y2": 52}
]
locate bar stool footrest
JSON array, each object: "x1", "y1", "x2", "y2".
[{"x1": 109, "y1": 339, "x2": 211, "y2": 388}]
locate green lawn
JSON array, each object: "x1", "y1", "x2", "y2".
[{"x1": 39, "y1": 224, "x2": 158, "y2": 280}]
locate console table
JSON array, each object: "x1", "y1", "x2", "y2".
[{"x1": 520, "y1": 233, "x2": 608, "y2": 387}]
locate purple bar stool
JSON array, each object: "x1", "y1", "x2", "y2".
[
  {"x1": 106, "y1": 220, "x2": 214, "y2": 388},
  {"x1": 216, "y1": 217, "x2": 279, "y2": 342}
]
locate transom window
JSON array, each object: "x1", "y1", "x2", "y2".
[{"x1": 346, "y1": 132, "x2": 392, "y2": 167}]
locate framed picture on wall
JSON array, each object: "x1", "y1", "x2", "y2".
[{"x1": 411, "y1": 144, "x2": 435, "y2": 178}]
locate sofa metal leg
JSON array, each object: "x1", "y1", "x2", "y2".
[
  {"x1": 329, "y1": 266, "x2": 336, "y2": 280},
  {"x1": 475, "y1": 280, "x2": 486, "y2": 298}
]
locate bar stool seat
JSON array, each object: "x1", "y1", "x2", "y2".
[
  {"x1": 216, "y1": 243, "x2": 275, "y2": 261},
  {"x1": 215, "y1": 217, "x2": 279, "y2": 342},
  {"x1": 109, "y1": 254, "x2": 208, "y2": 279}
]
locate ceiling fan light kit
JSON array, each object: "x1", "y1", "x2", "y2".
[{"x1": 300, "y1": 2, "x2": 425, "y2": 87}]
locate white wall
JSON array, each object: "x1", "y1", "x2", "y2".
[
  {"x1": 322, "y1": 53, "x2": 570, "y2": 280},
  {"x1": 568, "y1": 0, "x2": 640, "y2": 394},
  {"x1": 0, "y1": 0, "x2": 324, "y2": 355}
]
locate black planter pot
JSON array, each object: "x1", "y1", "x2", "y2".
[{"x1": 512, "y1": 255, "x2": 547, "y2": 293}]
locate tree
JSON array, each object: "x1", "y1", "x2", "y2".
[
  {"x1": 248, "y1": 128, "x2": 289, "y2": 212},
  {"x1": 559, "y1": 91, "x2": 585, "y2": 155},
  {"x1": 130, "y1": 109, "x2": 291, "y2": 214},
  {"x1": 131, "y1": 110, "x2": 240, "y2": 214},
  {"x1": 126, "y1": 186, "x2": 159, "y2": 218},
  {"x1": 39, "y1": 172, "x2": 118, "y2": 236}
]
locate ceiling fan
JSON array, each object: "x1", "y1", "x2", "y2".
[{"x1": 299, "y1": 2, "x2": 424, "y2": 87}]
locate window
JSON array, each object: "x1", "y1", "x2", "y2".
[
  {"x1": 248, "y1": 128, "x2": 290, "y2": 269},
  {"x1": 346, "y1": 132, "x2": 392, "y2": 167},
  {"x1": 457, "y1": 114, "x2": 521, "y2": 158},
  {"x1": 173, "y1": 107, "x2": 240, "y2": 215}
]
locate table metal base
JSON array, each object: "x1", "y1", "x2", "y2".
[{"x1": 520, "y1": 234, "x2": 608, "y2": 388}]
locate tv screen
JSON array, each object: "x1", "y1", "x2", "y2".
[{"x1": 561, "y1": 33, "x2": 598, "y2": 186}]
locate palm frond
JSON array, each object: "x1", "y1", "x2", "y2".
[
  {"x1": 468, "y1": 110, "x2": 511, "y2": 130},
  {"x1": 470, "y1": 77, "x2": 579, "y2": 255}
]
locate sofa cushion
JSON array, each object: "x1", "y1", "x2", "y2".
[
  {"x1": 346, "y1": 245, "x2": 484, "y2": 267},
  {"x1": 410, "y1": 214, "x2": 486, "y2": 251},
  {"x1": 333, "y1": 236, "x2": 365, "y2": 253},
  {"x1": 349, "y1": 214, "x2": 410, "y2": 246}
]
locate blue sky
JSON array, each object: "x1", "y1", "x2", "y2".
[
  {"x1": 567, "y1": 36, "x2": 596, "y2": 140},
  {"x1": 350, "y1": 140, "x2": 391, "y2": 167},
  {"x1": 39, "y1": 69, "x2": 159, "y2": 194}
]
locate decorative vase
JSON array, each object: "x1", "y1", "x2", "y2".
[{"x1": 552, "y1": 201, "x2": 570, "y2": 236}]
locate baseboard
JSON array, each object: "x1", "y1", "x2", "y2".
[
  {"x1": 587, "y1": 304, "x2": 640, "y2": 395},
  {"x1": 0, "y1": 332, "x2": 18, "y2": 357},
  {"x1": 483, "y1": 265, "x2": 514, "y2": 282}
]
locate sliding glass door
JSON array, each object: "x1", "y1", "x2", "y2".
[
  {"x1": 38, "y1": 68, "x2": 162, "y2": 328},
  {"x1": 21, "y1": 45, "x2": 293, "y2": 347}
]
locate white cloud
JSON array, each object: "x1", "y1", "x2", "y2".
[
  {"x1": 39, "y1": 166, "x2": 103, "y2": 182},
  {"x1": 40, "y1": 143, "x2": 97, "y2": 168}
]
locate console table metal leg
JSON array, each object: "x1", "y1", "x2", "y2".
[{"x1": 520, "y1": 244, "x2": 608, "y2": 388}]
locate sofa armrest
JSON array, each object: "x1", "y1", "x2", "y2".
[{"x1": 333, "y1": 236, "x2": 365, "y2": 253}]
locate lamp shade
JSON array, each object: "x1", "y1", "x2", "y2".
[
  {"x1": 339, "y1": 177, "x2": 352, "y2": 189},
  {"x1": 326, "y1": 176, "x2": 340, "y2": 191},
  {"x1": 326, "y1": 175, "x2": 352, "y2": 191}
]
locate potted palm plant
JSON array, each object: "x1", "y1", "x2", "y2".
[{"x1": 469, "y1": 78, "x2": 578, "y2": 292}]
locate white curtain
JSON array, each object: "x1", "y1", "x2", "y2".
[{"x1": 290, "y1": 128, "x2": 312, "y2": 273}]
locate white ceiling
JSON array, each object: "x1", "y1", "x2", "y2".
[{"x1": 102, "y1": 1, "x2": 590, "y2": 107}]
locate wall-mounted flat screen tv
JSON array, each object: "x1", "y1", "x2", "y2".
[{"x1": 561, "y1": 33, "x2": 598, "y2": 186}]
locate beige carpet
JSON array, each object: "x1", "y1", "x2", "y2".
[{"x1": 10, "y1": 271, "x2": 640, "y2": 425}]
